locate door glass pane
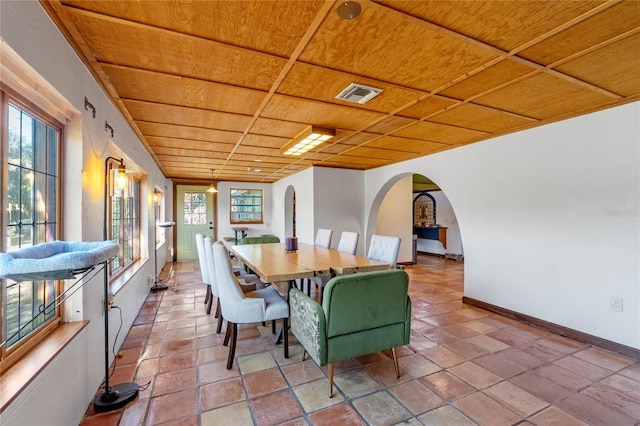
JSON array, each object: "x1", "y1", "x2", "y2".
[{"x1": 183, "y1": 192, "x2": 206, "y2": 225}]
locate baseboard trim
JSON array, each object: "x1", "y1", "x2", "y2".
[{"x1": 462, "y1": 296, "x2": 640, "y2": 361}]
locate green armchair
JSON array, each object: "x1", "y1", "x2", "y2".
[{"x1": 289, "y1": 269, "x2": 411, "y2": 397}]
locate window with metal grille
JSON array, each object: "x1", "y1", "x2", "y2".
[
  {"x1": 2, "y1": 93, "x2": 62, "y2": 360},
  {"x1": 108, "y1": 176, "x2": 140, "y2": 275}
]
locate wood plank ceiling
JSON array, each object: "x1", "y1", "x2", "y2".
[{"x1": 42, "y1": 0, "x2": 640, "y2": 183}]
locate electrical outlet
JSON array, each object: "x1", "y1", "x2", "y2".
[
  {"x1": 609, "y1": 296, "x2": 623, "y2": 312},
  {"x1": 102, "y1": 292, "x2": 115, "y2": 314}
]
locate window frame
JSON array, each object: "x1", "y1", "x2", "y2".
[
  {"x1": 1, "y1": 88, "x2": 64, "y2": 369},
  {"x1": 153, "y1": 189, "x2": 165, "y2": 245},
  {"x1": 230, "y1": 188, "x2": 263, "y2": 225},
  {"x1": 107, "y1": 171, "x2": 141, "y2": 278}
]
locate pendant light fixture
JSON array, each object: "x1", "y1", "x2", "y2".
[{"x1": 206, "y1": 168, "x2": 218, "y2": 193}]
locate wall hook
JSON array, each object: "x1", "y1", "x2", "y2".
[
  {"x1": 84, "y1": 97, "x2": 96, "y2": 118},
  {"x1": 105, "y1": 121, "x2": 114, "y2": 138}
]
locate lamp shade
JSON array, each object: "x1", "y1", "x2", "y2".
[
  {"x1": 110, "y1": 167, "x2": 133, "y2": 198},
  {"x1": 206, "y1": 168, "x2": 217, "y2": 192}
]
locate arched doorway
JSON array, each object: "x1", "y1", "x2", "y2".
[
  {"x1": 365, "y1": 173, "x2": 463, "y2": 264},
  {"x1": 284, "y1": 185, "x2": 296, "y2": 238}
]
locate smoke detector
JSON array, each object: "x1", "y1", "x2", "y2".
[{"x1": 335, "y1": 83, "x2": 382, "y2": 104}]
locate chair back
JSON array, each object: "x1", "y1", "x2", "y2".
[
  {"x1": 212, "y1": 241, "x2": 247, "y2": 318},
  {"x1": 239, "y1": 236, "x2": 280, "y2": 244},
  {"x1": 323, "y1": 269, "x2": 409, "y2": 338},
  {"x1": 195, "y1": 232, "x2": 210, "y2": 284},
  {"x1": 203, "y1": 236, "x2": 219, "y2": 297},
  {"x1": 314, "y1": 228, "x2": 333, "y2": 249},
  {"x1": 336, "y1": 231, "x2": 359, "y2": 255},
  {"x1": 367, "y1": 234, "x2": 401, "y2": 269}
]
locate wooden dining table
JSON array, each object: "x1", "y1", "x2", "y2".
[
  {"x1": 226, "y1": 241, "x2": 391, "y2": 344},
  {"x1": 226, "y1": 242, "x2": 390, "y2": 294}
]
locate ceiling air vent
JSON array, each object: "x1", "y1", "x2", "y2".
[{"x1": 335, "y1": 83, "x2": 382, "y2": 104}]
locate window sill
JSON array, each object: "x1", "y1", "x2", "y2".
[{"x1": 0, "y1": 320, "x2": 89, "y2": 411}]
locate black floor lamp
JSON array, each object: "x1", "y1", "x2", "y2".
[
  {"x1": 151, "y1": 190, "x2": 175, "y2": 291},
  {"x1": 95, "y1": 156, "x2": 139, "y2": 411}
]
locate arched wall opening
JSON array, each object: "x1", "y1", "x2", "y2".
[
  {"x1": 365, "y1": 172, "x2": 463, "y2": 265},
  {"x1": 284, "y1": 185, "x2": 296, "y2": 238}
]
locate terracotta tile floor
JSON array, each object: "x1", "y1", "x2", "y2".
[{"x1": 80, "y1": 254, "x2": 640, "y2": 425}]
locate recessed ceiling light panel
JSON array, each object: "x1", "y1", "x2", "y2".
[{"x1": 281, "y1": 126, "x2": 335, "y2": 156}]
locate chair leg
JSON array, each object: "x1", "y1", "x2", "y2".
[
  {"x1": 216, "y1": 311, "x2": 224, "y2": 334},
  {"x1": 206, "y1": 293, "x2": 214, "y2": 315},
  {"x1": 283, "y1": 318, "x2": 289, "y2": 358},
  {"x1": 223, "y1": 320, "x2": 232, "y2": 346},
  {"x1": 204, "y1": 285, "x2": 211, "y2": 305},
  {"x1": 302, "y1": 348, "x2": 307, "y2": 361},
  {"x1": 272, "y1": 320, "x2": 276, "y2": 334},
  {"x1": 226, "y1": 322, "x2": 238, "y2": 370},
  {"x1": 392, "y1": 347, "x2": 400, "y2": 378},
  {"x1": 214, "y1": 298, "x2": 220, "y2": 319},
  {"x1": 328, "y1": 363, "x2": 334, "y2": 398}
]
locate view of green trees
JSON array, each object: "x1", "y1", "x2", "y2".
[{"x1": 4, "y1": 104, "x2": 59, "y2": 347}]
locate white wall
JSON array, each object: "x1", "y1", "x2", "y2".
[
  {"x1": 272, "y1": 168, "x2": 315, "y2": 244},
  {"x1": 374, "y1": 175, "x2": 413, "y2": 262},
  {"x1": 312, "y1": 167, "x2": 365, "y2": 253},
  {"x1": 1, "y1": 2, "x2": 172, "y2": 424},
  {"x1": 365, "y1": 102, "x2": 640, "y2": 349},
  {"x1": 272, "y1": 167, "x2": 366, "y2": 253}
]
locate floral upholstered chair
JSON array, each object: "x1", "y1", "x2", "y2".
[{"x1": 289, "y1": 269, "x2": 411, "y2": 397}]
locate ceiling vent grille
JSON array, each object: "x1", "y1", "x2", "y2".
[{"x1": 335, "y1": 83, "x2": 382, "y2": 104}]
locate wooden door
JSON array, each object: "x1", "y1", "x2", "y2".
[{"x1": 176, "y1": 185, "x2": 214, "y2": 260}]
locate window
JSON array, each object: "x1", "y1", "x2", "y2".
[
  {"x1": 108, "y1": 173, "x2": 140, "y2": 275},
  {"x1": 414, "y1": 192, "x2": 436, "y2": 227},
  {"x1": 153, "y1": 190, "x2": 165, "y2": 245},
  {"x1": 230, "y1": 189, "x2": 263, "y2": 224},
  {"x1": 183, "y1": 192, "x2": 207, "y2": 225},
  {"x1": 1, "y1": 92, "x2": 62, "y2": 363}
]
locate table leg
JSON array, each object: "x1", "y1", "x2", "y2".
[{"x1": 274, "y1": 279, "x2": 295, "y2": 345}]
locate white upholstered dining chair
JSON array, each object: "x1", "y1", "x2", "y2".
[
  {"x1": 308, "y1": 230, "x2": 359, "y2": 303},
  {"x1": 203, "y1": 236, "x2": 263, "y2": 330},
  {"x1": 212, "y1": 241, "x2": 289, "y2": 369},
  {"x1": 303, "y1": 228, "x2": 334, "y2": 297},
  {"x1": 336, "y1": 231, "x2": 359, "y2": 255},
  {"x1": 314, "y1": 228, "x2": 333, "y2": 249},
  {"x1": 195, "y1": 233, "x2": 213, "y2": 308},
  {"x1": 367, "y1": 234, "x2": 401, "y2": 269}
]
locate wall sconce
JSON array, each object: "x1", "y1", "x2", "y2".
[
  {"x1": 109, "y1": 164, "x2": 133, "y2": 198},
  {"x1": 281, "y1": 125, "x2": 335, "y2": 156},
  {"x1": 206, "y1": 168, "x2": 218, "y2": 193}
]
